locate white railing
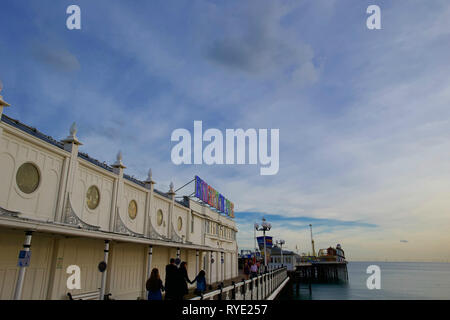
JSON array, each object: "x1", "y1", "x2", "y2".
[{"x1": 190, "y1": 267, "x2": 288, "y2": 300}]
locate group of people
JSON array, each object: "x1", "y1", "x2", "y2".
[
  {"x1": 145, "y1": 258, "x2": 207, "y2": 300},
  {"x1": 243, "y1": 259, "x2": 260, "y2": 279}
]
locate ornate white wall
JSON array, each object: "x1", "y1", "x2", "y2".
[{"x1": 0, "y1": 113, "x2": 239, "y2": 300}]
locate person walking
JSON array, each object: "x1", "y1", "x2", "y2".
[
  {"x1": 192, "y1": 270, "x2": 207, "y2": 295},
  {"x1": 164, "y1": 258, "x2": 178, "y2": 300},
  {"x1": 250, "y1": 261, "x2": 258, "y2": 278},
  {"x1": 178, "y1": 261, "x2": 193, "y2": 299},
  {"x1": 243, "y1": 260, "x2": 250, "y2": 280},
  {"x1": 146, "y1": 268, "x2": 164, "y2": 300}
]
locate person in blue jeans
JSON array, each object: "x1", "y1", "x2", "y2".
[
  {"x1": 192, "y1": 270, "x2": 207, "y2": 295},
  {"x1": 146, "y1": 268, "x2": 165, "y2": 300}
]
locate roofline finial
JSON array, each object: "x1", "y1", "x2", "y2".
[
  {"x1": 112, "y1": 150, "x2": 126, "y2": 168},
  {"x1": 62, "y1": 121, "x2": 82, "y2": 145},
  {"x1": 0, "y1": 79, "x2": 11, "y2": 108}
]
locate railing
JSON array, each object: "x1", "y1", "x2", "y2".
[{"x1": 190, "y1": 267, "x2": 288, "y2": 300}]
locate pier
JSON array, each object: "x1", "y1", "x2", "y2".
[
  {"x1": 291, "y1": 262, "x2": 348, "y2": 282},
  {"x1": 288, "y1": 262, "x2": 348, "y2": 295}
]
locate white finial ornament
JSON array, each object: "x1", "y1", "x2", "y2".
[
  {"x1": 112, "y1": 150, "x2": 126, "y2": 168},
  {"x1": 62, "y1": 121, "x2": 82, "y2": 145},
  {"x1": 168, "y1": 181, "x2": 175, "y2": 196},
  {"x1": 70, "y1": 122, "x2": 77, "y2": 136},
  {"x1": 0, "y1": 79, "x2": 11, "y2": 107},
  {"x1": 145, "y1": 168, "x2": 155, "y2": 185}
]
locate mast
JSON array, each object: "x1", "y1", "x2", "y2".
[{"x1": 309, "y1": 224, "x2": 316, "y2": 257}]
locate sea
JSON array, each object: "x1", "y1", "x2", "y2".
[{"x1": 291, "y1": 262, "x2": 450, "y2": 300}]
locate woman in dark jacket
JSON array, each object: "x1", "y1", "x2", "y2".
[
  {"x1": 146, "y1": 268, "x2": 165, "y2": 300},
  {"x1": 178, "y1": 261, "x2": 193, "y2": 299}
]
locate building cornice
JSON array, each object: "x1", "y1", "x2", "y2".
[{"x1": 0, "y1": 214, "x2": 223, "y2": 251}]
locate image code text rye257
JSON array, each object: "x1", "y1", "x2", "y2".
[{"x1": 182, "y1": 304, "x2": 268, "y2": 317}]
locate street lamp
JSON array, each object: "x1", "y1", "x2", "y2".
[
  {"x1": 276, "y1": 239, "x2": 285, "y2": 267},
  {"x1": 255, "y1": 218, "x2": 271, "y2": 271}
]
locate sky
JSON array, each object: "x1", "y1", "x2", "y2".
[{"x1": 1, "y1": 0, "x2": 450, "y2": 261}]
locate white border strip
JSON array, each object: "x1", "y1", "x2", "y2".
[{"x1": 266, "y1": 277, "x2": 290, "y2": 300}]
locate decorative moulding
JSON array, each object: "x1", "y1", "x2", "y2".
[
  {"x1": 114, "y1": 207, "x2": 143, "y2": 237},
  {"x1": 64, "y1": 195, "x2": 100, "y2": 231}
]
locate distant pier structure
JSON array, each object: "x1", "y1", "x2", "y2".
[
  {"x1": 288, "y1": 262, "x2": 349, "y2": 296},
  {"x1": 291, "y1": 261, "x2": 349, "y2": 283},
  {"x1": 287, "y1": 237, "x2": 349, "y2": 296}
]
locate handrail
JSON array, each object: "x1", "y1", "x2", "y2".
[{"x1": 190, "y1": 267, "x2": 288, "y2": 300}]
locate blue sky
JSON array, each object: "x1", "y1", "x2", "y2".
[{"x1": 1, "y1": 0, "x2": 450, "y2": 261}]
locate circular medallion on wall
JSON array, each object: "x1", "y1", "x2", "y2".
[
  {"x1": 157, "y1": 209, "x2": 163, "y2": 226},
  {"x1": 86, "y1": 185, "x2": 100, "y2": 210},
  {"x1": 177, "y1": 217, "x2": 183, "y2": 231},
  {"x1": 128, "y1": 200, "x2": 137, "y2": 220},
  {"x1": 16, "y1": 162, "x2": 40, "y2": 194}
]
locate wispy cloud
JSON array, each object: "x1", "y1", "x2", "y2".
[{"x1": 1, "y1": 0, "x2": 450, "y2": 261}]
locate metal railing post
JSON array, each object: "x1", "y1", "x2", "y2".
[
  {"x1": 218, "y1": 284, "x2": 223, "y2": 300},
  {"x1": 256, "y1": 276, "x2": 259, "y2": 300},
  {"x1": 264, "y1": 273, "x2": 267, "y2": 298},
  {"x1": 231, "y1": 281, "x2": 236, "y2": 300}
]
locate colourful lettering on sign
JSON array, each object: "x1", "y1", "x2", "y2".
[{"x1": 194, "y1": 176, "x2": 235, "y2": 218}]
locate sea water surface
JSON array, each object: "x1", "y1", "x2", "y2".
[{"x1": 292, "y1": 262, "x2": 450, "y2": 300}]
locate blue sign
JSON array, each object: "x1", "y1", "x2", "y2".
[
  {"x1": 17, "y1": 250, "x2": 31, "y2": 267},
  {"x1": 257, "y1": 236, "x2": 273, "y2": 250}
]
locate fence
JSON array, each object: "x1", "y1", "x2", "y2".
[{"x1": 190, "y1": 267, "x2": 288, "y2": 300}]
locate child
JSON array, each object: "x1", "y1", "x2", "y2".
[
  {"x1": 192, "y1": 270, "x2": 207, "y2": 295},
  {"x1": 146, "y1": 268, "x2": 165, "y2": 300}
]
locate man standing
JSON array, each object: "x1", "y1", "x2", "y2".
[{"x1": 164, "y1": 258, "x2": 178, "y2": 300}]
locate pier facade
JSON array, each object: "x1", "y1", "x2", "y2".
[{"x1": 0, "y1": 108, "x2": 238, "y2": 300}]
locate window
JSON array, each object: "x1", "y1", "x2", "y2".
[
  {"x1": 177, "y1": 217, "x2": 182, "y2": 231},
  {"x1": 86, "y1": 185, "x2": 100, "y2": 210},
  {"x1": 157, "y1": 209, "x2": 163, "y2": 226},
  {"x1": 191, "y1": 213, "x2": 194, "y2": 233},
  {"x1": 128, "y1": 200, "x2": 137, "y2": 219},
  {"x1": 16, "y1": 162, "x2": 40, "y2": 194}
]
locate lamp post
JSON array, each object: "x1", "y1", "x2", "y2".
[
  {"x1": 276, "y1": 239, "x2": 285, "y2": 267},
  {"x1": 254, "y1": 218, "x2": 271, "y2": 272}
]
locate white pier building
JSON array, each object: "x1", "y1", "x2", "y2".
[{"x1": 0, "y1": 97, "x2": 238, "y2": 300}]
